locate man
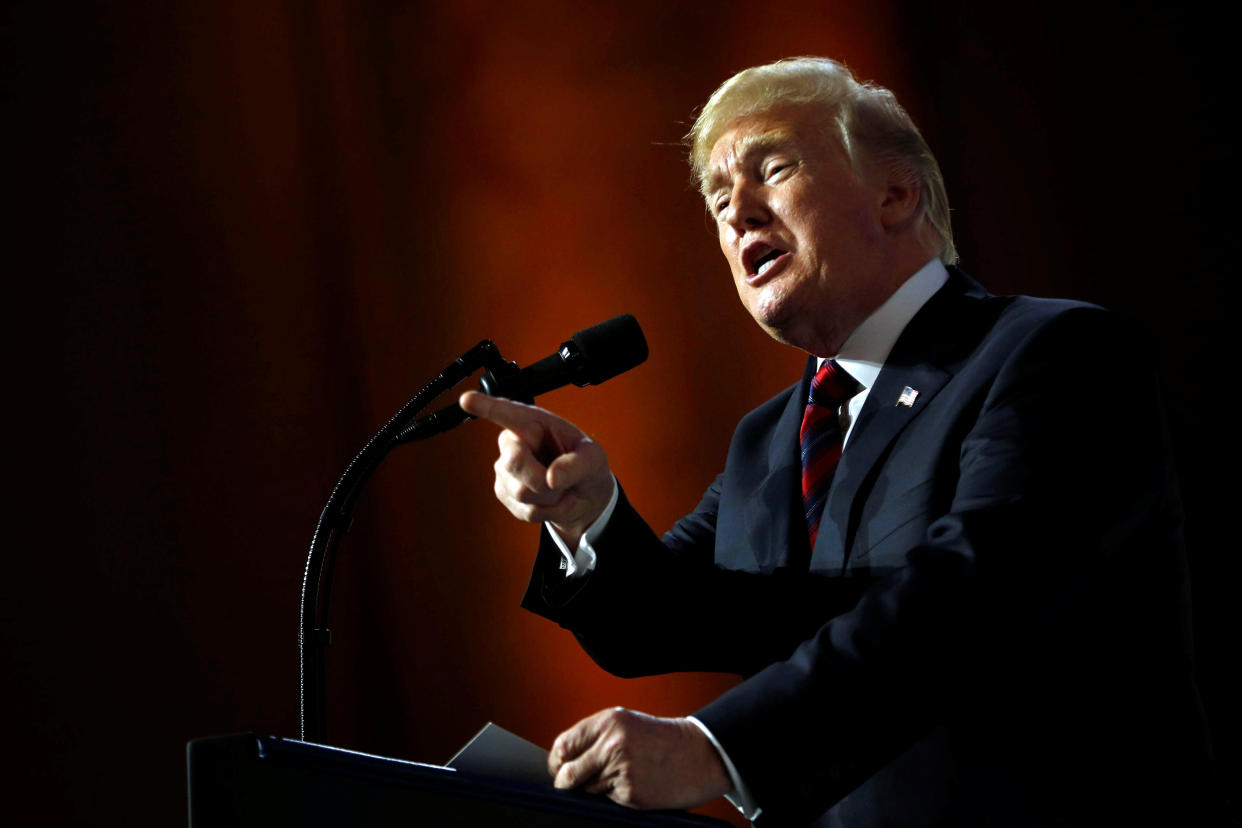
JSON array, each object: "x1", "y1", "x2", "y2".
[{"x1": 460, "y1": 58, "x2": 1216, "y2": 825}]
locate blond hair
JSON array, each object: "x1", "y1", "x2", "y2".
[{"x1": 686, "y1": 57, "x2": 957, "y2": 265}]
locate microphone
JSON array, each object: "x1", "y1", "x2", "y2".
[
  {"x1": 394, "y1": 314, "x2": 648, "y2": 443},
  {"x1": 300, "y1": 316, "x2": 645, "y2": 737},
  {"x1": 480, "y1": 313, "x2": 648, "y2": 401}
]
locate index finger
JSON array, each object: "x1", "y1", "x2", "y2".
[{"x1": 459, "y1": 391, "x2": 548, "y2": 443}]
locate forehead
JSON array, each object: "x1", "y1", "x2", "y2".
[{"x1": 704, "y1": 104, "x2": 837, "y2": 191}]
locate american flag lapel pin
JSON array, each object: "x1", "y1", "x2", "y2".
[{"x1": 897, "y1": 386, "x2": 919, "y2": 407}]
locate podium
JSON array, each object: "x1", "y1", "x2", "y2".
[
  {"x1": 186, "y1": 322, "x2": 727, "y2": 825},
  {"x1": 187, "y1": 733, "x2": 732, "y2": 826}
]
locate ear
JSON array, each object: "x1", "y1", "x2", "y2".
[{"x1": 877, "y1": 165, "x2": 921, "y2": 230}]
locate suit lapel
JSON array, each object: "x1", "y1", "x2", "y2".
[
  {"x1": 815, "y1": 362, "x2": 950, "y2": 569},
  {"x1": 813, "y1": 268, "x2": 989, "y2": 571},
  {"x1": 741, "y1": 357, "x2": 814, "y2": 572}
]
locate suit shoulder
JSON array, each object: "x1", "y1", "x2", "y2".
[
  {"x1": 949, "y1": 267, "x2": 1112, "y2": 330},
  {"x1": 979, "y1": 294, "x2": 1137, "y2": 355},
  {"x1": 997, "y1": 293, "x2": 1107, "y2": 324}
]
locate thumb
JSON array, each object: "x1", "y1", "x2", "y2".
[{"x1": 546, "y1": 437, "x2": 609, "y2": 492}]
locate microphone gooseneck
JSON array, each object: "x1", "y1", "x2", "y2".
[{"x1": 301, "y1": 316, "x2": 647, "y2": 742}]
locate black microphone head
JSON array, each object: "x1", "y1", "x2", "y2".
[{"x1": 569, "y1": 314, "x2": 648, "y2": 386}]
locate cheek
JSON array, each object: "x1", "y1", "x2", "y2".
[
  {"x1": 718, "y1": 233, "x2": 745, "y2": 278},
  {"x1": 841, "y1": 195, "x2": 882, "y2": 242},
  {"x1": 806, "y1": 205, "x2": 871, "y2": 259}
]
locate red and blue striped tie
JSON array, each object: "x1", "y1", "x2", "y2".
[{"x1": 800, "y1": 360, "x2": 861, "y2": 549}]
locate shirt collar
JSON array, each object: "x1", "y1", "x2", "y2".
[{"x1": 819, "y1": 258, "x2": 949, "y2": 390}]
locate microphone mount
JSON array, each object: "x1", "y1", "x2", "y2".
[
  {"x1": 300, "y1": 337, "x2": 509, "y2": 743},
  {"x1": 299, "y1": 316, "x2": 646, "y2": 743}
]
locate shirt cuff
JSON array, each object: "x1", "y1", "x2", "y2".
[
  {"x1": 544, "y1": 474, "x2": 619, "y2": 578},
  {"x1": 685, "y1": 716, "x2": 762, "y2": 820}
]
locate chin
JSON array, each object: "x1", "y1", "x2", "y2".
[
  {"x1": 754, "y1": 314, "x2": 812, "y2": 351},
  {"x1": 755, "y1": 305, "x2": 840, "y2": 355},
  {"x1": 751, "y1": 292, "x2": 806, "y2": 344},
  {"x1": 752, "y1": 287, "x2": 795, "y2": 327}
]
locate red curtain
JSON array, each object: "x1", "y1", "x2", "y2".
[{"x1": 6, "y1": 1, "x2": 1231, "y2": 824}]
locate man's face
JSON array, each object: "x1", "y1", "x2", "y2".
[{"x1": 707, "y1": 104, "x2": 892, "y2": 355}]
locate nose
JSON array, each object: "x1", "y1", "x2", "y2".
[{"x1": 721, "y1": 180, "x2": 770, "y2": 234}]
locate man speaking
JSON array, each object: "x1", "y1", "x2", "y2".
[{"x1": 460, "y1": 57, "x2": 1216, "y2": 826}]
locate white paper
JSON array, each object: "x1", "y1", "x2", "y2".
[{"x1": 446, "y1": 722, "x2": 552, "y2": 787}]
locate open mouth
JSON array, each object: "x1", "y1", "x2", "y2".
[{"x1": 753, "y1": 248, "x2": 786, "y2": 277}]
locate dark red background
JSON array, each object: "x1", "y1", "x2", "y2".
[{"x1": 4, "y1": 2, "x2": 1234, "y2": 824}]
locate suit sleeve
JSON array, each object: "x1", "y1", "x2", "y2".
[{"x1": 521, "y1": 475, "x2": 872, "y2": 679}]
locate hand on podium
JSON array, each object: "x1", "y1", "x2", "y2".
[{"x1": 549, "y1": 708, "x2": 731, "y2": 811}]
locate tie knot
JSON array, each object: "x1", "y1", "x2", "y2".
[{"x1": 808, "y1": 360, "x2": 861, "y2": 409}]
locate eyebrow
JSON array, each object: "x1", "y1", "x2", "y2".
[{"x1": 705, "y1": 129, "x2": 796, "y2": 194}]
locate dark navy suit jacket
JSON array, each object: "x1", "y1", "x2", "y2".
[{"x1": 522, "y1": 269, "x2": 1217, "y2": 826}]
